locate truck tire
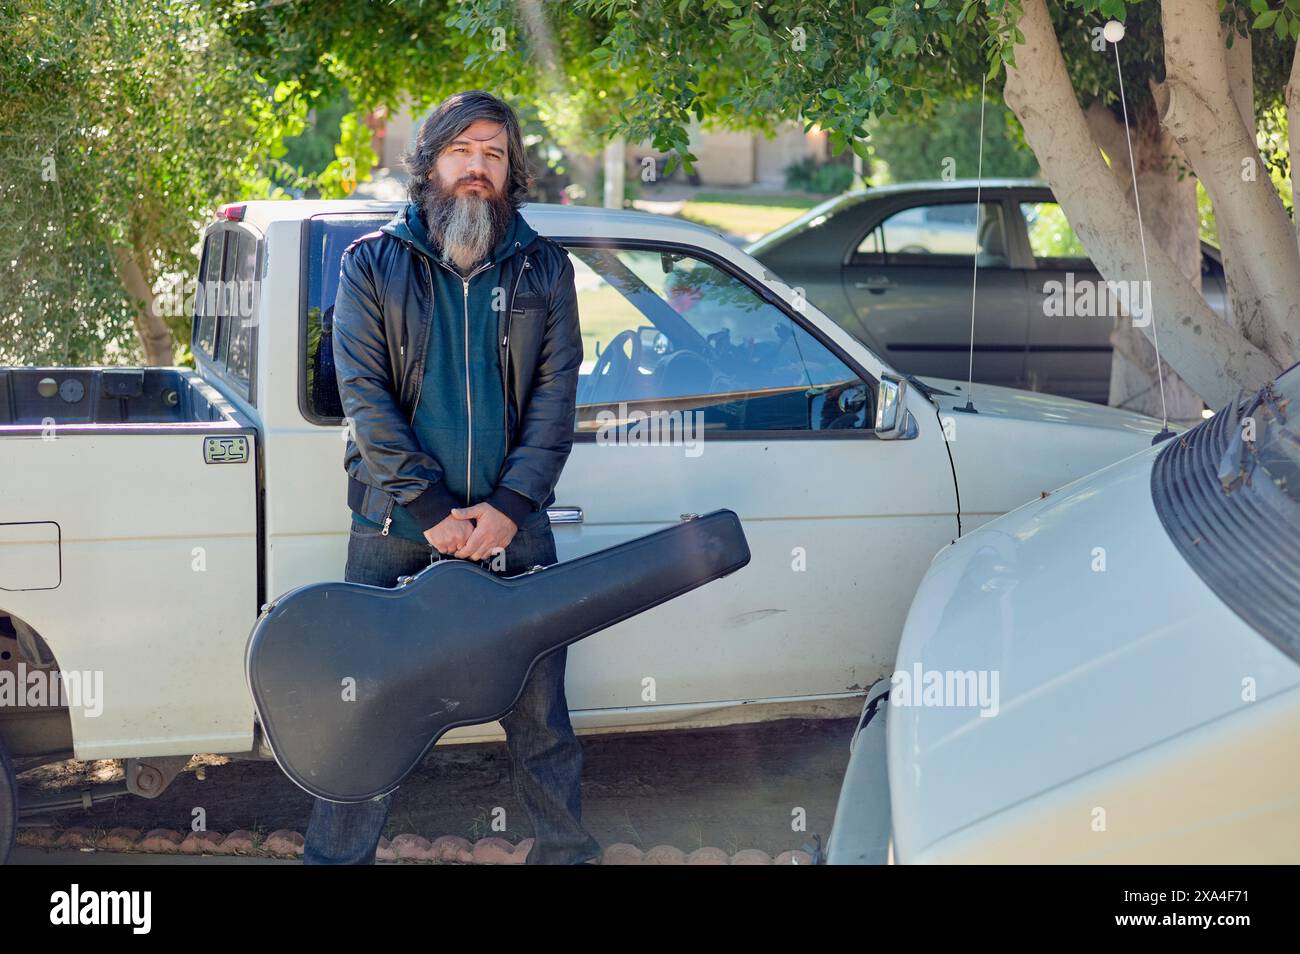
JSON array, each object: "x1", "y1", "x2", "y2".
[{"x1": 0, "y1": 738, "x2": 15, "y2": 863}]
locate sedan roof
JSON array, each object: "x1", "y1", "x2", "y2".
[{"x1": 746, "y1": 178, "x2": 1052, "y2": 257}]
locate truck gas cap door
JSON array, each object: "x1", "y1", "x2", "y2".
[{"x1": 0, "y1": 521, "x2": 61, "y2": 591}]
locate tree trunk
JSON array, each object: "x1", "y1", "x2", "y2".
[
  {"x1": 1003, "y1": 0, "x2": 1279, "y2": 410},
  {"x1": 1158, "y1": 1, "x2": 1300, "y2": 366},
  {"x1": 111, "y1": 244, "x2": 173, "y2": 366},
  {"x1": 603, "y1": 138, "x2": 627, "y2": 209},
  {"x1": 565, "y1": 152, "x2": 599, "y2": 205},
  {"x1": 1086, "y1": 103, "x2": 1204, "y2": 422}
]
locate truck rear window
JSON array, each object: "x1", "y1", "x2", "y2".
[
  {"x1": 193, "y1": 225, "x2": 259, "y2": 401},
  {"x1": 303, "y1": 214, "x2": 389, "y2": 423}
]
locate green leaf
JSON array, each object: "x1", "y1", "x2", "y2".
[{"x1": 1254, "y1": 10, "x2": 1279, "y2": 27}]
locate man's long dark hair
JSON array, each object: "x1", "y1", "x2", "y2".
[{"x1": 402, "y1": 90, "x2": 531, "y2": 210}]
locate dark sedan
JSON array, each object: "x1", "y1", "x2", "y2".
[{"x1": 747, "y1": 179, "x2": 1227, "y2": 404}]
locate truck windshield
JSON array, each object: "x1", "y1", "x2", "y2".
[{"x1": 303, "y1": 213, "x2": 390, "y2": 422}]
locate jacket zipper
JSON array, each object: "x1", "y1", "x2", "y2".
[
  {"x1": 435, "y1": 257, "x2": 492, "y2": 508},
  {"x1": 382, "y1": 253, "x2": 434, "y2": 536}
]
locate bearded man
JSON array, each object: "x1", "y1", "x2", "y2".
[{"x1": 309, "y1": 90, "x2": 599, "y2": 865}]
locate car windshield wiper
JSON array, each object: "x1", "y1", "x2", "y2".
[{"x1": 901, "y1": 373, "x2": 950, "y2": 402}]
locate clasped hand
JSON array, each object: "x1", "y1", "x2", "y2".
[{"x1": 423, "y1": 502, "x2": 517, "y2": 562}]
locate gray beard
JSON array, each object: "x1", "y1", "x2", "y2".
[{"x1": 425, "y1": 192, "x2": 497, "y2": 274}]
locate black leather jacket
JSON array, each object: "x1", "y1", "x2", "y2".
[{"x1": 332, "y1": 213, "x2": 582, "y2": 535}]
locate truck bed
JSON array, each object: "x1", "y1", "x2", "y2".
[
  {"x1": 0, "y1": 367, "x2": 239, "y2": 427},
  {"x1": 0, "y1": 364, "x2": 261, "y2": 759}
]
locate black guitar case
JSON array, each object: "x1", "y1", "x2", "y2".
[{"x1": 245, "y1": 509, "x2": 750, "y2": 802}]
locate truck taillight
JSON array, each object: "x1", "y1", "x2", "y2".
[{"x1": 217, "y1": 203, "x2": 246, "y2": 222}]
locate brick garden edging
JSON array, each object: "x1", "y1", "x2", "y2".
[{"x1": 16, "y1": 827, "x2": 813, "y2": 864}]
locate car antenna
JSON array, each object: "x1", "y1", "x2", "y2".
[
  {"x1": 1108, "y1": 19, "x2": 1175, "y2": 444},
  {"x1": 953, "y1": 69, "x2": 988, "y2": 416}
]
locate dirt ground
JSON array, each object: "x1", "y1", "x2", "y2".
[{"x1": 19, "y1": 717, "x2": 856, "y2": 857}]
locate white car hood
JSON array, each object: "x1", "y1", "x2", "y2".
[
  {"x1": 919, "y1": 376, "x2": 1168, "y2": 435},
  {"x1": 887, "y1": 443, "x2": 1300, "y2": 862},
  {"x1": 916, "y1": 378, "x2": 1171, "y2": 520}
]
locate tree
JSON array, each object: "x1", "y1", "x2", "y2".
[
  {"x1": 868, "y1": 98, "x2": 1040, "y2": 183},
  {"x1": 0, "y1": 0, "x2": 363, "y2": 365},
  {"x1": 258, "y1": 0, "x2": 1293, "y2": 413},
  {"x1": 999, "y1": 0, "x2": 1296, "y2": 416},
  {"x1": 551, "y1": 0, "x2": 1298, "y2": 414},
  {"x1": 16, "y1": 0, "x2": 1298, "y2": 400},
  {"x1": 219, "y1": 0, "x2": 629, "y2": 202}
]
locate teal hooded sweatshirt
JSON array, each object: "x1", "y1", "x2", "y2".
[{"x1": 352, "y1": 201, "x2": 538, "y2": 544}]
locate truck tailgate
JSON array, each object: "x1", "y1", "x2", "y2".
[{"x1": 1, "y1": 373, "x2": 260, "y2": 759}]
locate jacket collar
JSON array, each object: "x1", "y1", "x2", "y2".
[{"x1": 381, "y1": 200, "x2": 538, "y2": 268}]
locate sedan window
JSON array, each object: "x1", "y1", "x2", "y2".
[
  {"x1": 861, "y1": 201, "x2": 1009, "y2": 267},
  {"x1": 1019, "y1": 201, "x2": 1090, "y2": 267}
]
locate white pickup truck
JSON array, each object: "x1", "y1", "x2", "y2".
[{"x1": 0, "y1": 199, "x2": 1166, "y2": 856}]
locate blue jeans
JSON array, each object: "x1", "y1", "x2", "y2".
[{"x1": 302, "y1": 514, "x2": 602, "y2": 865}]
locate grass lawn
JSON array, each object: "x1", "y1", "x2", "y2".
[
  {"x1": 675, "y1": 195, "x2": 818, "y2": 242},
  {"x1": 689, "y1": 192, "x2": 821, "y2": 208}
]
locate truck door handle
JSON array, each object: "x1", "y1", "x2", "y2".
[
  {"x1": 855, "y1": 276, "x2": 894, "y2": 293},
  {"x1": 546, "y1": 506, "x2": 584, "y2": 525}
]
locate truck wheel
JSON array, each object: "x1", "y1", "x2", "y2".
[{"x1": 0, "y1": 739, "x2": 15, "y2": 863}]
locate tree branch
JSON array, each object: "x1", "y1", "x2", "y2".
[
  {"x1": 1002, "y1": 0, "x2": 1279, "y2": 407},
  {"x1": 110, "y1": 244, "x2": 173, "y2": 366},
  {"x1": 1084, "y1": 100, "x2": 1130, "y2": 180},
  {"x1": 1159, "y1": 0, "x2": 1299, "y2": 365}
]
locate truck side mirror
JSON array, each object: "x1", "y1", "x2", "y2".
[{"x1": 874, "y1": 373, "x2": 914, "y2": 440}]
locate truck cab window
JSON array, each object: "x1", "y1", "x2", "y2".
[{"x1": 303, "y1": 215, "x2": 390, "y2": 423}]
